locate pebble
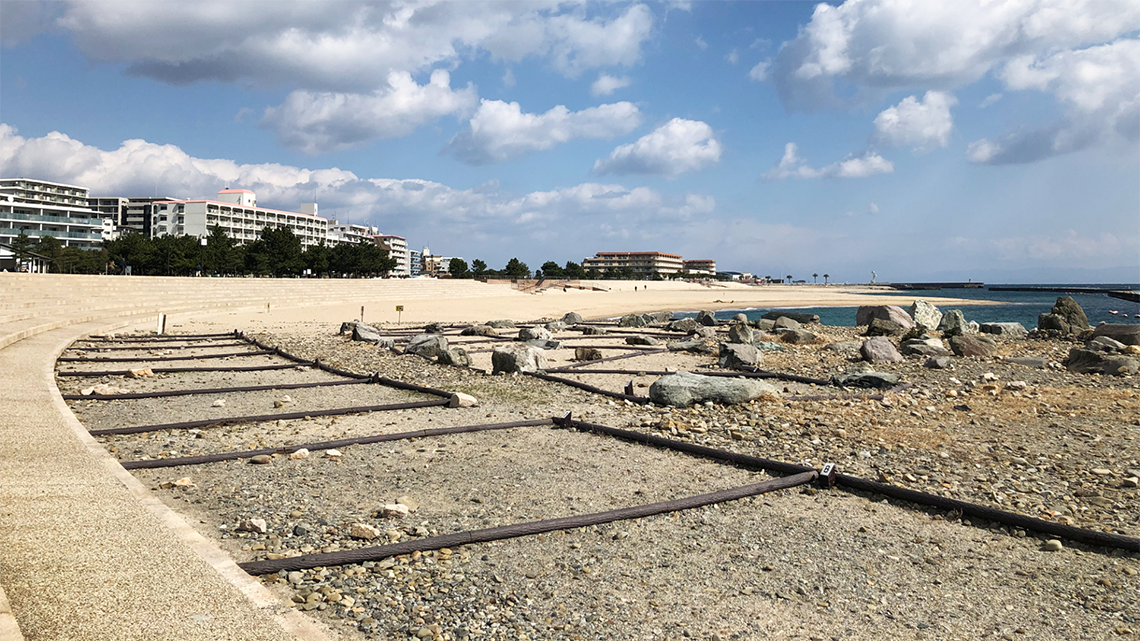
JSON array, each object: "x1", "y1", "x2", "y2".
[
  {"x1": 1043, "y1": 539, "x2": 1063, "y2": 552},
  {"x1": 1091, "y1": 468, "x2": 1112, "y2": 476},
  {"x1": 1124, "y1": 477, "x2": 1139, "y2": 488},
  {"x1": 249, "y1": 454, "x2": 272, "y2": 465},
  {"x1": 323, "y1": 449, "x2": 342, "y2": 459},
  {"x1": 289, "y1": 448, "x2": 310, "y2": 460},
  {"x1": 211, "y1": 399, "x2": 227, "y2": 407}
]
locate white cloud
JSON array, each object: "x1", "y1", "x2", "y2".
[
  {"x1": 968, "y1": 38, "x2": 1140, "y2": 164},
  {"x1": 763, "y1": 0, "x2": 1139, "y2": 110},
  {"x1": 695, "y1": 36, "x2": 708, "y2": 50},
  {"x1": 445, "y1": 99, "x2": 641, "y2": 165},
  {"x1": 260, "y1": 70, "x2": 477, "y2": 155},
  {"x1": 0, "y1": 124, "x2": 714, "y2": 261},
  {"x1": 763, "y1": 142, "x2": 893, "y2": 180},
  {"x1": 593, "y1": 118, "x2": 721, "y2": 178},
  {"x1": 980, "y1": 93, "x2": 1003, "y2": 108},
  {"x1": 725, "y1": 50, "x2": 739, "y2": 64},
  {"x1": 590, "y1": 73, "x2": 631, "y2": 96},
  {"x1": 748, "y1": 59, "x2": 771, "y2": 81},
  {"x1": 872, "y1": 91, "x2": 957, "y2": 153},
  {"x1": 502, "y1": 68, "x2": 516, "y2": 88}
]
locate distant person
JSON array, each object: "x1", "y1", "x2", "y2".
[{"x1": 635, "y1": 286, "x2": 638, "y2": 292}]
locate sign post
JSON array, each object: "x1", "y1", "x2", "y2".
[{"x1": 396, "y1": 305, "x2": 404, "y2": 324}]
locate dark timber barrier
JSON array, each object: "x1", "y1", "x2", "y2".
[
  {"x1": 523, "y1": 371, "x2": 650, "y2": 405},
  {"x1": 89, "y1": 398, "x2": 451, "y2": 436},
  {"x1": 238, "y1": 471, "x2": 818, "y2": 575},
  {"x1": 122, "y1": 418, "x2": 554, "y2": 469},
  {"x1": 57, "y1": 363, "x2": 305, "y2": 377},
  {"x1": 57, "y1": 349, "x2": 274, "y2": 363},
  {"x1": 548, "y1": 348, "x2": 667, "y2": 371},
  {"x1": 84, "y1": 332, "x2": 237, "y2": 342},
  {"x1": 61, "y1": 378, "x2": 369, "y2": 401},
  {"x1": 67, "y1": 342, "x2": 249, "y2": 352}
]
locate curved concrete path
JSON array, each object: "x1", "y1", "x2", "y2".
[{"x1": 0, "y1": 274, "x2": 527, "y2": 641}]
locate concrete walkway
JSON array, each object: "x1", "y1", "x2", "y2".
[{"x1": 0, "y1": 274, "x2": 525, "y2": 641}]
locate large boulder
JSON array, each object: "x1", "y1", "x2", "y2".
[
  {"x1": 865, "y1": 317, "x2": 905, "y2": 337},
  {"x1": 753, "y1": 319, "x2": 776, "y2": 331},
  {"x1": 650, "y1": 311, "x2": 675, "y2": 323},
  {"x1": 907, "y1": 300, "x2": 943, "y2": 330},
  {"x1": 405, "y1": 334, "x2": 448, "y2": 359},
  {"x1": 667, "y1": 339, "x2": 717, "y2": 355},
  {"x1": 755, "y1": 341, "x2": 786, "y2": 352},
  {"x1": 760, "y1": 311, "x2": 819, "y2": 324},
  {"x1": 948, "y1": 334, "x2": 997, "y2": 357},
  {"x1": 778, "y1": 328, "x2": 818, "y2": 344},
  {"x1": 667, "y1": 318, "x2": 699, "y2": 333},
  {"x1": 1037, "y1": 297, "x2": 1089, "y2": 334},
  {"x1": 1063, "y1": 348, "x2": 1139, "y2": 376},
  {"x1": 718, "y1": 343, "x2": 761, "y2": 369},
  {"x1": 938, "y1": 310, "x2": 977, "y2": 337},
  {"x1": 649, "y1": 372, "x2": 779, "y2": 407},
  {"x1": 696, "y1": 310, "x2": 718, "y2": 326},
  {"x1": 422, "y1": 322, "x2": 445, "y2": 334},
  {"x1": 861, "y1": 337, "x2": 903, "y2": 363},
  {"x1": 690, "y1": 326, "x2": 717, "y2": 339},
  {"x1": 900, "y1": 337, "x2": 950, "y2": 357},
  {"x1": 518, "y1": 326, "x2": 552, "y2": 342},
  {"x1": 526, "y1": 339, "x2": 561, "y2": 350},
  {"x1": 856, "y1": 305, "x2": 916, "y2": 329},
  {"x1": 832, "y1": 372, "x2": 901, "y2": 389},
  {"x1": 618, "y1": 314, "x2": 648, "y2": 328},
  {"x1": 351, "y1": 323, "x2": 394, "y2": 347},
  {"x1": 773, "y1": 316, "x2": 801, "y2": 330},
  {"x1": 544, "y1": 321, "x2": 567, "y2": 332},
  {"x1": 487, "y1": 319, "x2": 516, "y2": 329},
  {"x1": 437, "y1": 347, "x2": 471, "y2": 367},
  {"x1": 492, "y1": 344, "x2": 548, "y2": 374},
  {"x1": 980, "y1": 322, "x2": 1028, "y2": 339},
  {"x1": 825, "y1": 340, "x2": 863, "y2": 356},
  {"x1": 1091, "y1": 323, "x2": 1140, "y2": 346},
  {"x1": 578, "y1": 325, "x2": 608, "y2": 336},
  {"x1": 561, "y1": 312, "x2": 584, "y2": 325},
  {"x1": 461, "y1": 324, "x2": 497, "y2": 337},
  {"x1": 1087, "y1": 336, "x2": 1126, "y2": 353},
  {"x1": 732, "y1": 313, "x2": 749, "y2": 323},
  {"x1": 625, "y1": 335, "x2": 660, "y2": 346},
  {"x1": 727, "y1": 323, "x2": 754, "y2": 344}
]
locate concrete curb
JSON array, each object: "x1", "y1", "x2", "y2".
[{"x1": 0, "y1": 583, "x2": 23, "y2": 641}]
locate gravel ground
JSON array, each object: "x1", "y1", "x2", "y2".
[{"x1": 59, "y1": 320, "x2": 1139, "y2": 641}]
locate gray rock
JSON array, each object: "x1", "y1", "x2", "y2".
[
  {"x1": 667, "y1": 318, "x2": 699, "y2": 333},
  {"x1": 518, "y1": 326, "x2": 552, "y2": 341},
  {"x1": 577, "y1": 325, "x2": 607, "y2": 336},
  {"x1": 338, "y1": 321, "x2": 357, "y2": 335},
  {"x1": 691, "y1": 326, "x2": 717, "y2": 339},
  {"x1": 865, "y1": 317, "x2": 905, "y2": 336},
  {"x1": 718, "y1": 343, "x2": 761, "y2": 369},
  {"x1": 901, "y1": 337, "x2": 949, "y2": 356},
  {"x1": 948, "y1": 334, "x2": 998, "y2": 357},
  {"x1": 1087, "y1": 336, "x2": 1126, "y2": 353},
  {"x1": 526, "y1": 339, "x2": 561, "y2": 350},
  {"x1": 561, "y1": 312, "x2": 584, "y2": 324},
  {"x1": 1063, "y1": 348, "x2": 1140, "y2": 376},
  {"x1": 436, "y1": 347, "x2": 471, "y2": 367},
  {"x1": 727, "y1": 324, "x2": 754, "y2": 344},
  {"x1": 649, "y1": 371, "x2": 779, "y2": 407},
  {"x1": 856, "y1": 305, "x2": 916, "y2": 329},
  {"x1": 491, "y1": 344, "x2": 548, "y2": 374},
  {"x1": 351, "y1": 323, "x2": 387, "y2": 344},
  {"x1": 755, "y1": 341, "x2": 786, "y2": 352},
  {"x1": 544, "y1": 321, "x2": 567, "y2": 332},
  {"x1": 732, "y1": 313, "x2": 749, "y2": 323},
  {"x1": 832, "y1": 372, "x2": 901, "y2": 389},
  {"x1": 618, "y1": 313, "x2": 648, "y2": 328},
  {"x1": 861, "y1": 337, "x2": 903, "y2": 363},
  {"x1": 773, "y1": 316, "x2": 801, "y2": 330},
  {"x1": 250, "y1": 454, "x2": 272, "y2": 465},
  {"x1": 650, "y1": 311, "x2": 675, "y2": 323},
  {"x1": 1091, "y1": 323, "x2": 1140, "y2": 346},
  {"x1": 1005, "y1": 356, "x2": 1048, "y2": 368},
  {"x1": 422, "y1": 322, "x2": 445, "y2": 334},
  {"x1": 925, "y1": 356, "x2": 952, "y2": 369},
  {"x1": 667, "y1": 339, "x2": 716, "y2": 355},
  {"x1": 574, "y1": 347, "x2": 604, "y2": 361},
  {"x1": 487, "y1": 319, "x2": 516, "y2": 329},
  {"x1": 760, "y1": 311, "x2": 819, "y2": 324},
  {"x1": 696, "y1": 310, "x2": 718, "y2": 326},
  {"x1": 979, "y1": 322, "x2": 1028, "y2": 338},
  {"x1": 405, "y1": 334, "x2": 448, "y2": 359},
  {"x1": 1053, "y1": 296, "x2": 1090, "y2": 331},
  {"x1": 460, "y1": 324, "x2": 497, "y2": 337},
  {"x1": 777, "y1": 328, "x2": 817, "y2": 344},
  {"x1": 937, "y1": 309, "x2": 976, "y2": 336},
  {"x1": 825, "y1": 340, "x2": 863, "y2": 356},
  {"x1": 753, "y1": 319, "x2": 776, "y2": 331},
  {"x1": 625, "y1": 336, "x2": 660, "y2": 346},
  {"x1": 907, "y1": 300, "x2": 943, "y2": 330}
]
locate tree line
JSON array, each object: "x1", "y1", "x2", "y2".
[{"x1": 449, "y1": 258, "x2": 719, "y2": 281}]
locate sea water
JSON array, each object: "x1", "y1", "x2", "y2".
[{"x1": 674, "y1": 284, "x2": 1140, "y2": 328}]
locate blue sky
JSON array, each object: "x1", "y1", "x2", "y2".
[{"x1": 1, "y1": 0, "x2": 1137, "y2": 283}]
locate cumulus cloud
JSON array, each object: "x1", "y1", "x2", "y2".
[
  {"x1": 261, "y1": 70, "x2": 477, "y2": 154},
  {"x1": 590, "y1": 73, "x2": 631, "y2": 96},
  {"x1": 872, "y1": 91, "x2": 957, "y2": 153},
  {"x1": 763, "y1": 143, "x2": 893, "y2": 180},
  {"x1": 763, "y1": 0, "x2": 1139, "y2": 110},
  {"x1": 445, "y1": 99, "x2": 641, "y2": 165},
  {"x1": 0, "y1": 124, "x2": 716, "y2": 261},
  {"x1": 593, "y1": 118, "x2": 721, "y2": 178}
]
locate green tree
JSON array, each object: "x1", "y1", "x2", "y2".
[
  {"x1": 302, "y1": 240, "x2": 330, "y2": 276},
  {"x1": 471, "y1": 259, "x2": 488, "y2": 277},
  {"x1": 563, "y1": 261, "x2": 585, "y2": 279},
  {"x1": 540, "y1": 261, "x2": 563, "y2": 279},
  {"x1": 262, "y1": 226, "x2": 304, "y2": 276},
  {"x1": 448, "y1": 258, "x2": 470, "y2": 278},
  {"x1": 503, "y1": 257, "x2": 529, "y2": 278},
  {"x1": 34, "y1": 235, "x2": 63, "y2": 269},
  {"x1": 11, "y1": 231, "x2": 34, "y2": 257},
  {"x1": 202, "y1": 226, "x2": 238, "y2": 275},
  {"x1": 105, "y1": 232, "x2": 154, "y2": 274}
]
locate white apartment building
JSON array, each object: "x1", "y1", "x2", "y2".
[
  {"x1": 0, "y1": 179, "x2": 104, "y2": 256},
  {"x1": 327, "y1": 221, "x2": 379, "y2": 246},
  {"x1": 582, "y1": 251, "x2": 684, "y2": 277},
  {"x1": 152, "y1": 189, "x2": 328, "y2": 249},
  {"x1": 372, "y1": 234, "x2": 410, "y2": 277}
]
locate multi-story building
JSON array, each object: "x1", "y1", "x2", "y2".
[
  {"x1": 408, "y1": 248, "x2": 422, "y2": 277},
  {"x1": 0, "y1": 179, "x2": 104, "y2": 255},
  {"x1": 87, "y1": 195, "x2": 170, "y2": 237},
  {"x1": 420, "y1": 247, "x2": 463, "y2": 277},
  {"x1": 372, "y1": 235, "x2": 409, "y2": 277},
  {"x1": 151, "y1": 189, "x2": 328, "y2": 248},
  {"x1": 327, "y1": 221, "x2": 379, "y2": 246},
  {"x1": 683, "y1": 259, "x2": 716, "y2": 276},
  {"x1": 582, "y1": 251, "x2": 684, "y2": 277}
]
